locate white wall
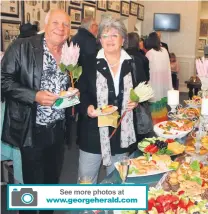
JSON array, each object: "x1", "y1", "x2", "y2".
[{"x1": 140, "y1": 1, "x2": 202, "y2": 92}]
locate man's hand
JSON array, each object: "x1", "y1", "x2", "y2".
[
  {"x1": 35, "y1": 91, "x2": 58, "y2": 106},
  {"x1": 87, "y1": 105, "x2": 98, "y2": 118}
]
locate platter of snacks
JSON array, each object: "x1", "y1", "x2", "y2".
[
  {"x1": 138, "y1": 137, "x2": 185, "y2": 156},
  {"x1": 154, "y1": 120, "x2": 193, "y2": 139},
  {"x1": 96, "y1": 105, "x2": 118, "y2": 116},
  {"x1": 168, "y1": 107, "x2": 200, "y2": 121},
  {"x1": 184, "y1": 95, "x2": 202, "y2": 108},
  {"x1": 59, "y1": 88, "x2": 79, "y2": 98},
  {"x1": 137, "y1": 187, "x2": 208, "y2": 214},
  {"x1": 115, "y1": 155, "x2": 179, "y2": 178},
  {"x1": 185, "y1": 136, "x2": 208, "y2": 155}
]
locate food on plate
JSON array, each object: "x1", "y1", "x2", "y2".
[
  {"x1": 202, "y1": 136, "x2": 208, "y2": 149},
  {"x1": 167, "y1": 142, "x2": 185, "y2": 154},
  {"x1": 101, "y1": 105, "x2": 115, "y2": 113},
  {"x1": 116, "y1": 155, "x2": 178, "y2": 177},
  {"x1": 160, "y1": 159, "x2": 208, "y2": 198},
  {"x1": 139, "y1": 137, "x2": 185, "y2": 155},
  {"x1": 177, "y1": 107, "x2": 200, "y2": 119},
  {"x1": 184, "y1": 96, "x2": 202, "y2": 106},
  {"x1": 158, "y1": 120, "x2": 193, "y2": 132},
  {"x1": 137, "y1": 188, "x2": 208, "y2": 214},
  {"x1": 59, "y1": 91, "x2": 68, "y2": 96},
  {"x1": 185, "y1": 137, "x2": 208, "y2": 155}
]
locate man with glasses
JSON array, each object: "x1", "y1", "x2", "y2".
[{"x1": 1, "y1": 10, "x2": 78, "y2": 214}]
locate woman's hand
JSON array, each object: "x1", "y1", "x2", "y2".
[
  {"x1": 87, "y1": 105, "x2": 98, "y2": 118},
  {"x1": 126, "y1": 100, "x2": 138, "y2": 111}
]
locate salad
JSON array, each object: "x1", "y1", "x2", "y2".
[{"x1": 138, "y1": 137, "x2": 185, "y2": 155}]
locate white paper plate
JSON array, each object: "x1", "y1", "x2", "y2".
[
  {"x1": 97, "y1": 106, "x2": 118, "y2": 116},
  {"x1": 154, "y1": 121, "x2": 192, "y2": 139},
  {"x1": 59, "y1": 88, "x2": 78, "y2": 98}
]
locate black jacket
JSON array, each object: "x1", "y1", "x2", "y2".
[
  {"x1": 77, "y1": 53, "x2": 148, "y2": 155},
  {"x1": 71, "y1": 28, "x2": 97, "y2": 66},
  {"x1": 1, "y1": 34, "x2": 71, "y2": 148},
  {"x1": 126, "y1": 47, "x2": 150, "y2": 81}
]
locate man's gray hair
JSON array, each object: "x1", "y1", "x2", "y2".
[
  {"x1": 98, "y1": 17, "x2": 128, "y2": 48},
  {"x1": 45, "y1": 11, "x2": 51, "y2": 24},
  {"x1": 81, "y1": 17, "x2": 95, "y2": 30}
]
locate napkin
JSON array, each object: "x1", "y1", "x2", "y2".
[
  {"x1": 53, "y1": 95, "x2": 80, "y2": 109},
  {"x1": 98, "y1": 111, "x2": 120, "y2": 128}
]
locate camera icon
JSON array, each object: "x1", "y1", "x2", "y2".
[{"x1": 11, "y1": 188, "x2": 38, "y2": 206}]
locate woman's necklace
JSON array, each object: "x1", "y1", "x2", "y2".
[{"x1": 109, "y1": 59, "x2": 120, "y2": 68}]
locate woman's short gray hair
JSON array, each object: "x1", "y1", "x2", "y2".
[{"x1": 98, "y1": 17, "x2": 128, "y2": 48}]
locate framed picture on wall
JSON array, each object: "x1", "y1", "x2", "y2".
[
  {"x1": 130, "y1": 2, "x2": 138, "y2": 16},
  {"x1": 68, "y1": 7, "x2": 82, "y2": 24},
  {"x1": 199, "y1": 19, "x2": 208, "y2": 37},
  {"x1": 83, "y1": 4, "x2": 96, "y2": 19},
  {"x1": 1, "y1": 20, "x2": 20, "y2": 51},
  {"x1": 70, "y1": 25, "x2": 79, "y2": 36},
  {"x1": 70, "y1": 0, "x2": 81, "y2": 6},
  {"x1": 23, "y1": 1, "x2": 66, "y2": 30},
  {"x1": 121, "y1": 1, "x2": 129, "y2": 17},
  {"x1": 84, "y1": 0, "x2": 96, "y2": 4},
  {"x1": 1, "y1": 0, "x2": 19, "y2": 17},
  {"x1": 97, "y1": 0, "x2": 107, "y2": 11},
  {"x1": 198, "y1": 38, "x2": 207, "y2": 50},
  {"x1": 107, "y1": 1, "x2": 120, "y2": 13},
  {"x1": 138, "y1": 4, "x2": 144, "y2": 21}
]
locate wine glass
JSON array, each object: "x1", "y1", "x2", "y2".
[
  {"x1": 119, "y1": 156, "x2": 130, "y2": 184},
  {"x1": 79, "y1": 176, "x2": 92, "y2": 184}
]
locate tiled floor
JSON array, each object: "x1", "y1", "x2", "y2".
[{"x1": 1, "y1": 92, "x2": 189, "y2": 214}]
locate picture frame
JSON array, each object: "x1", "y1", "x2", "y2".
[
  {"x1": 23, "y1": 1, "x2": 66, "y2": 30},
  {"x1": 97, "y1": 0, "x2": 107, "y2": 11},
  {"x1": 130, "y1": 1, "x2": 138, "y2": 16},
  {"x1": 138, "y1": 3, "x2": 144, "y2": 21},
  {"x1": 1, "y1": 0, "x2": 19, "y2": 18},
  {"x1": 68, "y1": 6, "x2": 82, "y2": 24},
  {"x1": 70, "y1": 25, "x2": 79, "y2": 37},
  {"x1": 199, "y1": 19, "x2": 208, "y2": 37},
  {"x1": 121, "y1": 1, "x2": 129, "y2": 17},
  {"x1": 198, "y1": 38, "x2": 207, "y2": 50},
  {"x1": 1, "y1": 20, "x2": 20, "y2": 52},
  {"x1": 107, "y1": 1, "x2": 120, "y2": 13},
  {"x1": 84, "y1": 0, "x2": 96, "y2": 4},
  {"x1": 83, "y1": 4, "x2": 96, "y2": 19},
  {"x1": 70, "y1": 0, "x2": 81, "y2": 6}
]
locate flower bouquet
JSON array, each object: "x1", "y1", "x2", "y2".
[
  {"x1": 109, "y1": 82, "x2": 154, "y2": 138},
  {"x1": 53, "y1": 42, "x2": 82, "y2": 112}
]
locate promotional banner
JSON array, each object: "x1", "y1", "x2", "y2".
[{"x1": 8, "y1": 184, "x2": 147, "y2": 210}]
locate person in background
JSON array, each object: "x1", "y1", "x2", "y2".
[
  {"x1": 126, "y1": 32, "x2": 149, "y2": 81},
  {"x1": 71, "y1": 17, "x2": 98, "y2": 146},
  {"x1": 170, "y1": 52, "x2": 179, "y2": 90},
  {"x1": 71, "y1": 17, "x2": 98, "y2": 65},
  {"x1": 1, "y1": 9, "x2": 79, "y2": 214},
  {"x1": 139, "y1": 37, "x2": 148, "y2": 55},
  {"x1": 77, "y1": 17, "x2": 147, "y2": 184},
  {"x1": 156, "y1": 31, "x2": 169, "y2": 54},
  {"x1": 18, "y1": 23, "x2": 37, "y2": 38},
  {"x1": 145, "y1": 32, "x2": 172, "y2": 125}
]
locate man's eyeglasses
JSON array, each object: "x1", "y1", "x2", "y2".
[{"x1": 101, "y1": 34, "x2": 119, "y2": 40}]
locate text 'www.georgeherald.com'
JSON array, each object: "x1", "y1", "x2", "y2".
[{"x1": 8, "y1": 185, "x2": 147, "y2": 210}]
